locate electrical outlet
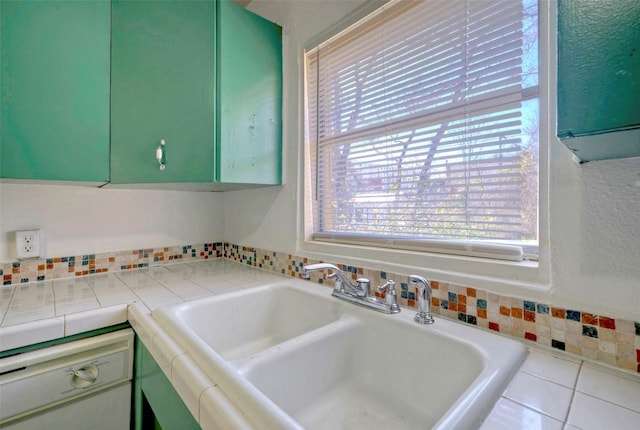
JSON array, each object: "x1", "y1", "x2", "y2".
[{"x1": 16, "y1": 229, "x2": 41, "y2": 259}]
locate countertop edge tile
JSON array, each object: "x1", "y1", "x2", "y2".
[
  {"x1": 172, "y1": 354, "x2": 216, "y2": 423},
  {"x1": 64, "y1": 304, "x2": 128, "y2": 336},
  {"x1": 151, "y1": 331, "x2": 186, "y2": 380},
  {"x1": 200, "y1": 386, "x2": 256, "y2": 430},
  {"x1": 0, "y1": 317, "x2": 65, "y2": 351}
]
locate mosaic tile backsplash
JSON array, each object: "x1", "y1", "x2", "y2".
[{"x1": 2, "y1": 242, "x2": 639, "y2": 373}]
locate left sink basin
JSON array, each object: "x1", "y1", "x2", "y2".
[{"x1": 153, "y1": 283, "x2": 342, "y2": 361}]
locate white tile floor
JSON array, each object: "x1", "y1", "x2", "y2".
[{"x1": 481, "y1": 348, "x2": 640, "y2": 429}]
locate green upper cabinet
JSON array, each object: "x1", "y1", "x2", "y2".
[
  {"x1": 0, "y1": 0, "x2": 110, "y2": 182},
  {"x1": 111, "y1": 0, "x2": 282, "y2": 187},
  {"x1": 216, "y1": 0, "x2": 282, "y2": 185},
  {"x1": 557, "y1": 0, "x2": 640, "y2": 162},
  {"x1": 110, "y1": 0, "x2": 216, "y2": 184}
]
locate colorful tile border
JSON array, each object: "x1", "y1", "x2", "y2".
[
  {"x1": 0, "y1": 243, "x2": 224, "y2": 285},
  {"x1": 1, "y1": 241, "x2": 638, "y2": 373}
]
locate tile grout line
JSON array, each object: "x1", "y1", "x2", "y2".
[
  {"x1": 498, "y1": 393, "x2": 565, "y2": 424},
  {"x1": 576, "y1": 390, "x2": 640, "y2": 416},
  {"x1": 562, "y1": 360, "x2": 584, "y2": 425}
]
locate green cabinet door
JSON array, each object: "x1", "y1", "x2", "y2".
[
  {"x1": 557, "y1": 0, "x2": 640, "y2": 162},
  {"x1": 216, "y1": 0, "x2": 282, "y2": 185},
  {"x1": 111, "y1": 0, "x2": 216, "y2": 184},
  {"x1": 1, "y1": 0, "x2": 110, "y2": 182}
]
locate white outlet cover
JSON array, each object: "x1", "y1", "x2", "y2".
[{"x1": 16, "y1": 229, "x2": 41, "y2": 259}]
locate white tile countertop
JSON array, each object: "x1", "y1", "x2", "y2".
[{"x1": 1, "y1": 259, "x2": 639, "y2": 429}]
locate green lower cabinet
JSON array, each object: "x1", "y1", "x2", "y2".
[
  {"x1": 134, "y1": 338, "x2": 201, "y2": 430},
  {"x1": 0, "y1": 0, "x2": 110, "y2": 182}
]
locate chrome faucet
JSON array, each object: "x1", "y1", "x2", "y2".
[
  {"x1": 302, "y1": 263, "x2": 369, "y2": 297},
  {"x1": 409, "y1": 275, "x2": 435, "y2": 324},
  {"x1": 302, "y1": 263, "x2": 400, "y2": 314}
]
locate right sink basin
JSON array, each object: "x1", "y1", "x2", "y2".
[{"x1": 153, "y1": 280, "x2": 527, "y2": 430}]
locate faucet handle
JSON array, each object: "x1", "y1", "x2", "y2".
[
  {"x1": 355, "y1": 278, "x2": 371, "y2": 297},
  {"x1": 377, "y1": 280, "x2": 396, "y2": 293},
  {"x1": 377, "y1": 280, "x2": 400, "y2": 313}
]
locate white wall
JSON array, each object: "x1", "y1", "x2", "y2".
[
  {"x1": 222, "y1": 0, "x2": 640, "y2": 321},
  {"x1": 0, "y1": 183, "x2": 223, "y2": 261}
]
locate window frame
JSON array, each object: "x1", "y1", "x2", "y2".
[{"x1": 300, "y1": 0, "x2": 551, "y2": 285}]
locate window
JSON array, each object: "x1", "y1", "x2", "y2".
[{"x1": 305, "y1": 0, "x2": 539, "y2": 261}]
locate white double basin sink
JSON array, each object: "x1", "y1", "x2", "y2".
[{"x1": 153, "y1": 280, "x2": 526, "y2": 429}]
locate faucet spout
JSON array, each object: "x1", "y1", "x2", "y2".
[
  {"x1": 409, "y1": 275, "x2": 435, "y2": 325},
  {"x1": 302, "y1": 263, "x2": 369, "y2": 297}
]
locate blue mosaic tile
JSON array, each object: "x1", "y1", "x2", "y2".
[
  {"x1": 0, "y1": 269, "x2": 2, "y2": 276},
  {"x1": 12, "y1": 262, "x2": 20, "y2": 268},
  {"x1": 551, "y1": 339, "x2": 565, "y2": 351},
  {"x1": 400, "y1": 282, "x2": 408, "y2": 291},
  {"x1": 582, "y1": 325, "x2": 598, "y2": 338},
  {"x1": 3, "y1": 281, "x2": 11, "y2": 285},
  {"x1": 37, "y1": 275, "x2": 45, "y2": 281},
  {"x1": 448, "y1": 292, "x2": 458, "y2": 303},
  {"x1": 408, "y1": 292, "x2": 416, "y2": 300},
  {"x1": 401, "y1": 290, "x2": 408, "y2": 299},
  {"x1": 467, "y1": 315, "x2": 477, "y2": 325},
  {"x1": 523, "y1": 300, "x2": 536, "y2": 311},
  {"x1": 477, "y1": 299, "x2": 487, "y2": 310},
  {"x1": 536, "y1": 303, "x2": 550, "y2": 314},
  {"x1": 21, "y1": 278, "x2": 28, "y2": 283},
  {"x1": 121, "y1": 265, "x2": 127, "y2": 270},
  {"x1": 566, "y1": 310, "x2": 581, "y2": 322},
  {"x1": 441, "y1": 300, "x2": 448, "y2": 309},
  {"x1": 458, "y1": 312, "x2": 467, "y2": 322},
  {"x1": 46, "y1": 259, "x2": 53, "y2": 264},
  {"x1": 380, "y1": 271, "x2": 387, "y2": 280},
  {"x1": 635, "y1": 322, "x2": 640, "y2": 336}
]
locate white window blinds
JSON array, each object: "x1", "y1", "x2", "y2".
[{"x1": 305, "y1": 0, "x2": 539, "y2": 261}]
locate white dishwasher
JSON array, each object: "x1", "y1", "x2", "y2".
[{"x1": 0, "y1": 328, "x2": 134, "y2": 430}]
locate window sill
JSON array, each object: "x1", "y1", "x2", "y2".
[{"x1": 300, "y1": 239, "x2": 550, "y2": 297}]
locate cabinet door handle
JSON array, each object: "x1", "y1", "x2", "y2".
[{"x1": 156, "y1": 139, "x2": 166, "y2": 171}]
